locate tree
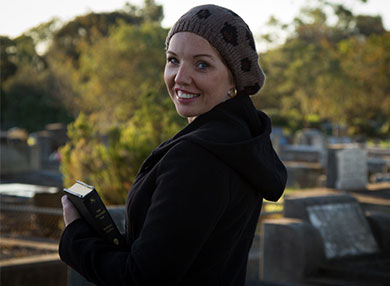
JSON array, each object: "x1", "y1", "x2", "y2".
[
  {"x1": 325, "y1": 32, "x2": 390, "y2": 136},
  {"x1": 0, "y1": 34, "x2": 47, "y2": 82},
  {"x1": 45, "y1": 0, "x2": 165, "y2": 117},
  {"x1": 60, "y1": 94, "x2": 183, "y2": 204},
  {"x1": 73, "y1": 22, "x2": 169, "y2": 128},
  {"x1": 47, "y1": 0, "x2": 163, "y2": 69},
  {"x1": 1, "y1": 33, "x2": 72, "y2": 131},
  {"x1": 1, "y1": 66, "x2": 73, "y2": 132},
  {"x1": 254, "y1": 1, "x2": 389, "y2": 138},
  {"x1": 0, "y1": 36, "x2": 18, "y2": 83}
]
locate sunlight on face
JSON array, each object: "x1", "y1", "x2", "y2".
[{"x1": 164, "y1": 32, "x2": 235, "y2": 122}]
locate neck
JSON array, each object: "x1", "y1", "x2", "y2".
[{"x1": 187, "y1": 116, "x2": 197, "y2": 123}]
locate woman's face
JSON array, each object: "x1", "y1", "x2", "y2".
[{"x1": 164, "y1": 32, "x2": 235, "y2": 123}]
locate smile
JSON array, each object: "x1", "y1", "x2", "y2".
[{"x1": 177, "y1": 90, "x2": 200, "y2": 99}]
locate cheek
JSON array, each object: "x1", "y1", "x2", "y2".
[
  {"x1": 164, "y1": 70, "x2": 176, "y2": 101},
  {"x1": 207, "y1": 72, "x2": 232, "y2": 94},
  {"x1": 163, "y1": 66, "x2": 173, "y2": 86}
]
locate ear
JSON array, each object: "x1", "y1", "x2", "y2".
[{"x1": 227, "y1": 88, "x2": 237, "y2": 98}]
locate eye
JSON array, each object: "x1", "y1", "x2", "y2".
[
  {"x1": 167, "y1": 56, "x2": 179, "y2": 64},
  {"x1": 196, "y1": 61, "x2": 209, "y2": 70}
]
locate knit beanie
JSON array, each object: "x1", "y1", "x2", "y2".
[{"x1": 166, "y1": 4, "x2": 265, "y2": 96}]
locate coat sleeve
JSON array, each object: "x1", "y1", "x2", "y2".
[{"x1": 59, "y1": 140, "x2": 231, "y2": 285}]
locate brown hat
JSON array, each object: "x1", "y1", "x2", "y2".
[{"x1": 166, "y1": 4, "x2": 265, "y2": 96}]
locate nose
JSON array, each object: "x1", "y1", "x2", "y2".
[{"x1": 175, "y1": 63, "x2": 192, "y2": 85}]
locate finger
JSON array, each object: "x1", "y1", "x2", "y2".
[
  {"x1": 61, "y1": 195, "x2": 67, "y2": 206},
  {"x1": 61, "y1": 195, "x2": 72, "y2": 209}
]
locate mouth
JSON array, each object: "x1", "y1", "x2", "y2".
[{"x1": 176, "y1": 90, "x2": 200, "y2": 100}]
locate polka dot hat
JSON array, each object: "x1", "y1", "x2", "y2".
[{"x1": 165, "y1": 4, "x2": 265, "y2": 96}]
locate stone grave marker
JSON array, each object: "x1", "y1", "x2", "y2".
[
  {"x1": 326, "y1": 147, "x2": 343, "y2": 188},
  {"x1": 296, "y1": 128, "x2": 326, "y2": 149},
  {"x1": 267, "y1": 192, "x2": 389, "y2": 283},
  {"x1": 281, "y1": 145, "x2": 322, "y2": 163},
  {"x1": 336, "y1": 147, "x2": 367, "y2": 190},
  {"x1": 307, "y1": 202, "x2": 378, "y2": 259},
  {"x1": 270, "y1": 127, "x2": 288, "y2": 154},
  {"x1": 326, "y1": 146, "x2": 367, "y2": 190}
]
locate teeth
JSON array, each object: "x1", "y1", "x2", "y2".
[{"x1": 177, "y1": 90, "x2": 200, "y2": 99}]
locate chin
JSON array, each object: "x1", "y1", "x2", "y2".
[
  {"x1": 175, "y1": 108, "x2": 197, "y2": 119},
  {"x1": 178, "y1": 112, "x2": 196, "y2": 120}
]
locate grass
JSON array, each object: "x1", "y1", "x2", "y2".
[{"x1": 367, "y1": 140, "x2": 390, "y2": 148}]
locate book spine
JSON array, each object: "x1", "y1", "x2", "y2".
[{"x1": 83, "y1": 191, "x2": 126, "y2": 248}]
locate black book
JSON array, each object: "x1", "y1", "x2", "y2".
[{"x1": 64, "y1": 180, "x2": 126, "y2": 248}]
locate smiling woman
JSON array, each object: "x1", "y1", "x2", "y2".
[
  {"x1": 164, "y1": 32, "x2": 235, "y2": 123},
  {"x1": 59, "y1": 4, "x2": 287, "y2": 286}
]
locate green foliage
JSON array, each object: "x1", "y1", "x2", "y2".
[
  {"x1": 46, "y1": 0, "x2": 163, "y2": 69},
  {"x1": 0, "y1": 34, "x2": 46, "y2": 83},
  {"x1": 44, "y1": 0, "x2": 167, "y2": 126},
  {"x1": 0, "y1": 33, "x2": 73, "y2": 132},
  {"x1": 255, "y1": 1, "x2": 389, "y2": 138},
  {"x1": 0, "y1": 36, "x2": 18, "y2": 82},
  {"x1": 75, "y1": 22, "x2": 169, "y2": 127},
  {"x1": 1, "y1": 66, "x2": 73, "y2": 132},
  {"x1": 60, "y1": 95, "x2": 183, "y2": 204}
]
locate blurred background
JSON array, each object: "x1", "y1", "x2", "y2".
[{"x1": 1, "y1": 0, "x2": 389, "y2": 285}]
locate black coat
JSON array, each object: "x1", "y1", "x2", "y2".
[{"x1": 59, "y1": 95, "x2": 287, "y2": 286}]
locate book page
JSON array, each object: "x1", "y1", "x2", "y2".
[{"x1": 66, "y1": 182, "x2": 93, "y2": 197}]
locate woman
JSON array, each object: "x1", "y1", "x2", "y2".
[{"x1": 60, "y1": 4, "x2": 287, "y2": 286}]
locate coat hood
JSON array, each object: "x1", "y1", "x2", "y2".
[{"x1": 147, "y1": 95, "x2": 287, "y2": 201}]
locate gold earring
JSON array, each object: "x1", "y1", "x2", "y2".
[{"x1": 227, "y1": 88, "x2": 237, "y2": 98}]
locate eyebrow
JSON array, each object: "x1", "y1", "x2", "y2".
[
  {"x1": 166, "y1": 51, "x2": 215, "y2": 60},
  {"x1": 194, "y1": 54, "x2": 214, "y2": 60}
]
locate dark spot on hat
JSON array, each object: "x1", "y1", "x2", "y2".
[
  {"x1": 246, "y1": 29, "x2": 256, "y2": 51},
  {"x1": 241, "y1": 58, "x2": 252, "y2": 72},
  {"x1": 221, "y1": 22, "x2": 238, "y2": 46},
  {"x1": 244, "y1": 83, "x2": 260, "y2": 95},
  {"x1": 197, "y1": 9, "x2": 211, "y2": 19}
]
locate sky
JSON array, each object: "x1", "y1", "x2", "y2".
[{"x1": 1, "y1": 0, "x2": 389, "y2": 41}]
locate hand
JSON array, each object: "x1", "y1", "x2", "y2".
[{"x1": 61, "y1": 195, "x2": 81, "y2": 227}]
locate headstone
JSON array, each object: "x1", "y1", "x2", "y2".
[
  {"x1": 311, "y1": 135, "x2": 325, "y2": 149},
  {"x1": 328, "y1": 136, "x2": 352, "y2": 145},
  {"x1": 260, "y1": 218, "x2": 325, "y2": 283},
  {"x1": 46, "y1": 123, "x2": 68, "y2": 149},
  {"x1": 33, "y1": 190, "x2": 63, "y2": 237},
  {"x1": 28, "y1": 143, "x2": 41, "y2": 170},
  {"x1": 366, "y1": 147, "x2": 390, "y2": 182},
  {"x1": 285, "y1": 162, "x2": 324, "y2": 188},
  {"x1": 33, "y1": 131, "x2": 52, "y2": 165},
  {"x1": 270, "y1": 127, "x2": 287, "y2": 154},
  {"x1": 266, "y1": 192, "x2": 389, "y2": 283},
  {"x1": 0, "y1": 140, "x2": 30, "y2": 174},
  {"x1": 367, "y1": 147, "x2": 390, "y2": 160},
  {"x1": 326, "y1": 146, "x2": 368, "y2": 190},
  {"x1": 336, "y1": 147, "x2": 367, "y2": 190},
  {"x1": 0, "y1": 183, "x2": 58, "y2": 198},
  {"x1": 326, "y1": 147, "x2": 339, "y2": 188},
  {"x1": 367, "y1": 157, "x2": 387, "y2": 175},
  {"x1": 280, "y1": 145, "x2": 322, "y2": 163},
  {"x1": 307, "y1": 202, "x2": 379, "y2": 259},
  {"x1": 246, "y1": 234, "x2": 261, "y2": 281},
  {"x1": 296, "y1": 129, "x2": 326, "y2": 149}
]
